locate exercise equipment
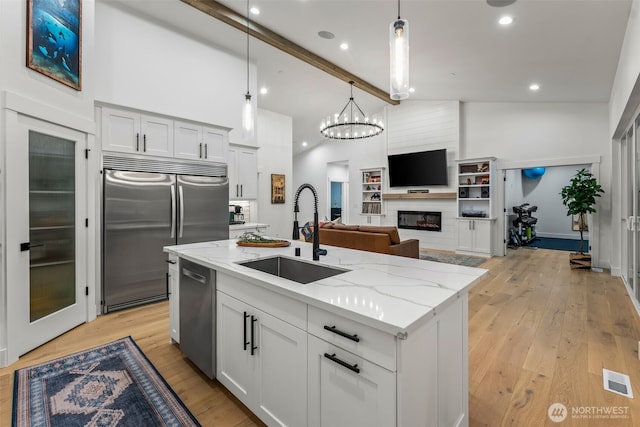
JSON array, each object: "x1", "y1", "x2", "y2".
[{"x1": 510, "y1": 203, "x2": 538, "y2": 247}]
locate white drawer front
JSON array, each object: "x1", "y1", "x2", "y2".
[{"x1": 308, "y1": 305, "x2": 396, "y2": 371}]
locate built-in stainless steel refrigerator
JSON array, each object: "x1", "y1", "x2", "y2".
[{"x1": 102, "y1": 156, "x2": 228, "y2": 313}]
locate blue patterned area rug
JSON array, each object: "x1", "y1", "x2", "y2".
[{"x1": 12, "y1": 336, "x2": 200, "y2": 427}]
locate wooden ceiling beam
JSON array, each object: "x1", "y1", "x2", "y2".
[{"x1": 180, "y1": 0, "x2": 399, "y2": 105}]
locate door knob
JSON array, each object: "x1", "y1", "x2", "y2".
[{"x1": 20, "y1": 242, "x2": 44, "y2": 251}]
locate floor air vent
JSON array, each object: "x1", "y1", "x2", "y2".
[{"x1": 603, "y1": 369, "x2": 633, "y2": 398}]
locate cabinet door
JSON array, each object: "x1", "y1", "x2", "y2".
[
  {"x1": 228, "y1": 147, "x2": 239, "y2": 199},
  {"x1": 203, "y1": 126, "x2": 228, "y2": 163},
  {"x1": 141, "y1": 115, "x2": 174, "y2": 156},
  {"x1": 472, "y1": 220, "x2": 492, "y2": 254},
  {"x1": 456, "y1": 220, "x2": 474, "y2": 251},
  {"x1": 255, "y1": 309, "x2": 307, "y2": 427},
  {"x1": 217, "y1": 292, "x2": 257, "y2": 407},
  {"x1": 237, "y1": 149, "x2": 258, "y2": 199},
  {"x1": 174, "y1": 121, "x2": 203, "y2": 161},
  {"x1": 168, "y1": 255, "x2": 179, "y2": 343},
  {"x1": 308, "y1": 336, "x2": 395, "y2": 427},
  {"x1": 101, "y1": 107, "x2": 140, "y2": 153}
]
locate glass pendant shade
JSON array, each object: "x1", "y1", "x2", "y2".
[
  {"x1": 390, "y1": 18, "x2": 409, "y2": 101},
  {"x1": 242, "y1": 93, "x2": 254, "y2": 136}
]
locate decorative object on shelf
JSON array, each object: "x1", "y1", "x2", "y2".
[
  {"x1": 560, "y1": 168, "x2": 604, "y2": 269},
  {"x1": 27, "y1": 0, "x2": 82, "y2": 90},
  {"x1": 320, "y1": 82, "x2": 384, "y2": 140},
  {"x1": 390, "y1": 0, "x2": 409, "y2": 100},
  {"x1": 271, "y1": 173, "x2": 285, "y2": 204},
  {"x1": 242, "y1": 0, "x2": 254, "y2": 136}
]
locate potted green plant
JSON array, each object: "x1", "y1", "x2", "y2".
[{"x1": 560, "y1": 168, "x2": 604, "y2": 269}]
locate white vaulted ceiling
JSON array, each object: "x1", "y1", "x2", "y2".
[{"x1": 116, "y1": 0, "x2": 632, "y2": 154}]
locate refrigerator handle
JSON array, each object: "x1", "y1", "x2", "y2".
[
  {"x1": 170, "y1": 185, "x2": 176, "y2": 238},
  {"x1": 179, "y1": 185, "x2": 185, "y2": 238}
]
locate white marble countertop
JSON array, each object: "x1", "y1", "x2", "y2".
[
  {"x1": 164, "y1": 239, "x2": 487, "y2": 336},
  {"x1": 228, "y1": 222, "x2": 269, "y2": 230}
]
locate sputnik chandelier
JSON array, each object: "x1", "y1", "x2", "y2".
[{"x1": 320, "y1": 81, "x2": 384, "y2": 140}]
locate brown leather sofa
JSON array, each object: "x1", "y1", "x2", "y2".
[{"x1": 311, "y1": 223, "x2": 419, "y2": 258}]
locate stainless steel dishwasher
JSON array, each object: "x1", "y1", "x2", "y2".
[{"x1": 180, "y1": 259, "x2": 215, "y2": 379}]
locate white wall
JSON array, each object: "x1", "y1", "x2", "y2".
[
  {"x1": 462, "y1": 102, "x2": 611, "y2": 265},
  {"x1": 505, "y1": 166, "x2": 590, "y2": 240},
  {"x1": 94, "y1": 0, "x2": 256, "y2": 145},
  {"x1": 0, "y1": 0, "x2": 96, "y2": 122},
  {"x1": 294, "y1": 100, "x2": 460, "y2": 250},
  {"x1": 609, "y1": 0, "x2": 640, "y2": 275},
  {"x1": 256, "y1": 109, "x2": 293, "y2": 238}
]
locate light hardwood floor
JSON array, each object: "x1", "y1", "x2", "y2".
[{"x1": 1, "y1": 247, "x2": 639, "y2": 426}]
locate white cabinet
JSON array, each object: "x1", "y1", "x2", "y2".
[
  {"x1": 217, "y1": 275, "x2": 307, "y2": 427},
  {"x1": 307, "y1": 306, "x2": 396, "y2": 427},
  {"x1": 456, "y1": 157, "x2": 496, "y2": 256},
  {"x1": 174, "y1": 121, "x2": 228, "y2": 163},
  {"x1": 101, "y1": 106, "x2": 173, "y2": 156},
  {"x1": 457, "y1": 218, "x2": 492, "y2": 255},
  {"x1": 228, "y1": 145, "x2": 258, "y2": 200},
  {"x1": 168, "y1": 254, "x2": 179, "y2": 343}
]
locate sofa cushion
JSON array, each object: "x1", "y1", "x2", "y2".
[
  {"x1": 358, "y1": 225, "x2": 401, "y2": 244},
  {"x1": 333, "y1": 224, "x2": 359, "y2": 231}
]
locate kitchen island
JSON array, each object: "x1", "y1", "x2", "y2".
[{"x1": 165, "y1": 239, "x2": 487, "y2": 427}]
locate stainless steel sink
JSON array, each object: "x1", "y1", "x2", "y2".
[{"x1": 237, "y1": 256, "x2": 348, "y2": 284}]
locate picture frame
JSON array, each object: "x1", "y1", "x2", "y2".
[
  {"x1": 27, "y1": 0, "x2": 82, "y2": 91},
  {"x1": 572, "y1": 214, "x2": 588, "y2": 232},
  {"x1": 271, "y1": 174, "x2": 285, "y2": 204}
]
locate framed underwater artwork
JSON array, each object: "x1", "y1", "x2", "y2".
[{"x1": 27, "y1": 0, "x2": 82, "y2": 90}]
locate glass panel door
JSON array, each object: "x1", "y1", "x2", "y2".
[
  {"x1": 636, "y1": 116, "x2": 640, "y2": 301},
  {"x1": 29, "y1": 131, "x2": 76, "y2": 321}
]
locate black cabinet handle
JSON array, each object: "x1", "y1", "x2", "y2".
[
  {"x1": 166, "y1": 259, "x2": 177, "y2": 264},
  {"x1": 240, "y1": 184, "x2": 243, "y2": 197},
  {"x1": 20, "y1": 242, "x2": 43, "y2": 251},
  {"x1": 166, "y1": 272, "x2": 170, "y2": 295},
  {"x1": 136, "y1": 133, "x2": 140, "y2": 151},
  {"x1": 143, "y1": 134, "x2": 147, "y2": 152},
  {"x1": 324, "y1": 353, "x2": 360, "y2": 374},
  {"x1": 199, "y1": 143, "x2": 203, "y2": 159},
  {"x1": 243, "y1": 311, "x2": 250, "y2": 351},
  {"x1": 251, "y1": 315, "x2": 258, "y2": 355},
  {"x1": 236, "y1": 184, "x2": 239, "y2": 197},
  {"x1": 324, "y1": 325, "x2": 360, "y2": 342},
  {"x1": 204, "y1": 143, "x2": 208, "y2": 159}
]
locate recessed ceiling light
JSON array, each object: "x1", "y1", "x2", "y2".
[
  {"x1": 302, "y1": 141, "x2": 308, "y2": 147},
  {"x1": 250, "y1": 7, "x2": 260, "y2": 15},
  {"x1": 318, "y1": 31, "x2": 335, "y2": 40},
  {"x1": 409, "y1": 87, "x2": 415, "y2": 93},
  {"x1": 259, "y1": 87, "x2": 268, "y2": 95},
  {"x1": 529, "y1": 83, "x2": 540, "y2": 91},
  {"x1": 498, "y1": 15, "x2": 513, "y2": 25},
  {"x1": 340, "y1": 43, "x2": 349, "y2": 50}
]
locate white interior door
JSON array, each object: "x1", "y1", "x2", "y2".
[{"x1": 5, "y1": 113, "x2": 87, "y2": 363}]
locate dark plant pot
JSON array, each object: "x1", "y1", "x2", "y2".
[{"x1": 570, "y1": 252, "x2": 591, "y2": 270}]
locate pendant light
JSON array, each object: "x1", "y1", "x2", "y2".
[
  {"x1": 320, "y1": 81, "x2": 384, "y2": 140},
  {"x1": 390, "y1": 0, "x2": 409, "y2": 101},
  {"x1": 242, "y1": 0, "x2": 254, "y2": 136}
]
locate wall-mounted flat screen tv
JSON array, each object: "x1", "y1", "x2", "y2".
[{"x1": 387, "y1": 148, "x2": 448, "y2": 187}]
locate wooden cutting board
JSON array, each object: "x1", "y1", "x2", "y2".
[{"x1": 236, "y1": 240, "x2": 291, "y2": 248}]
